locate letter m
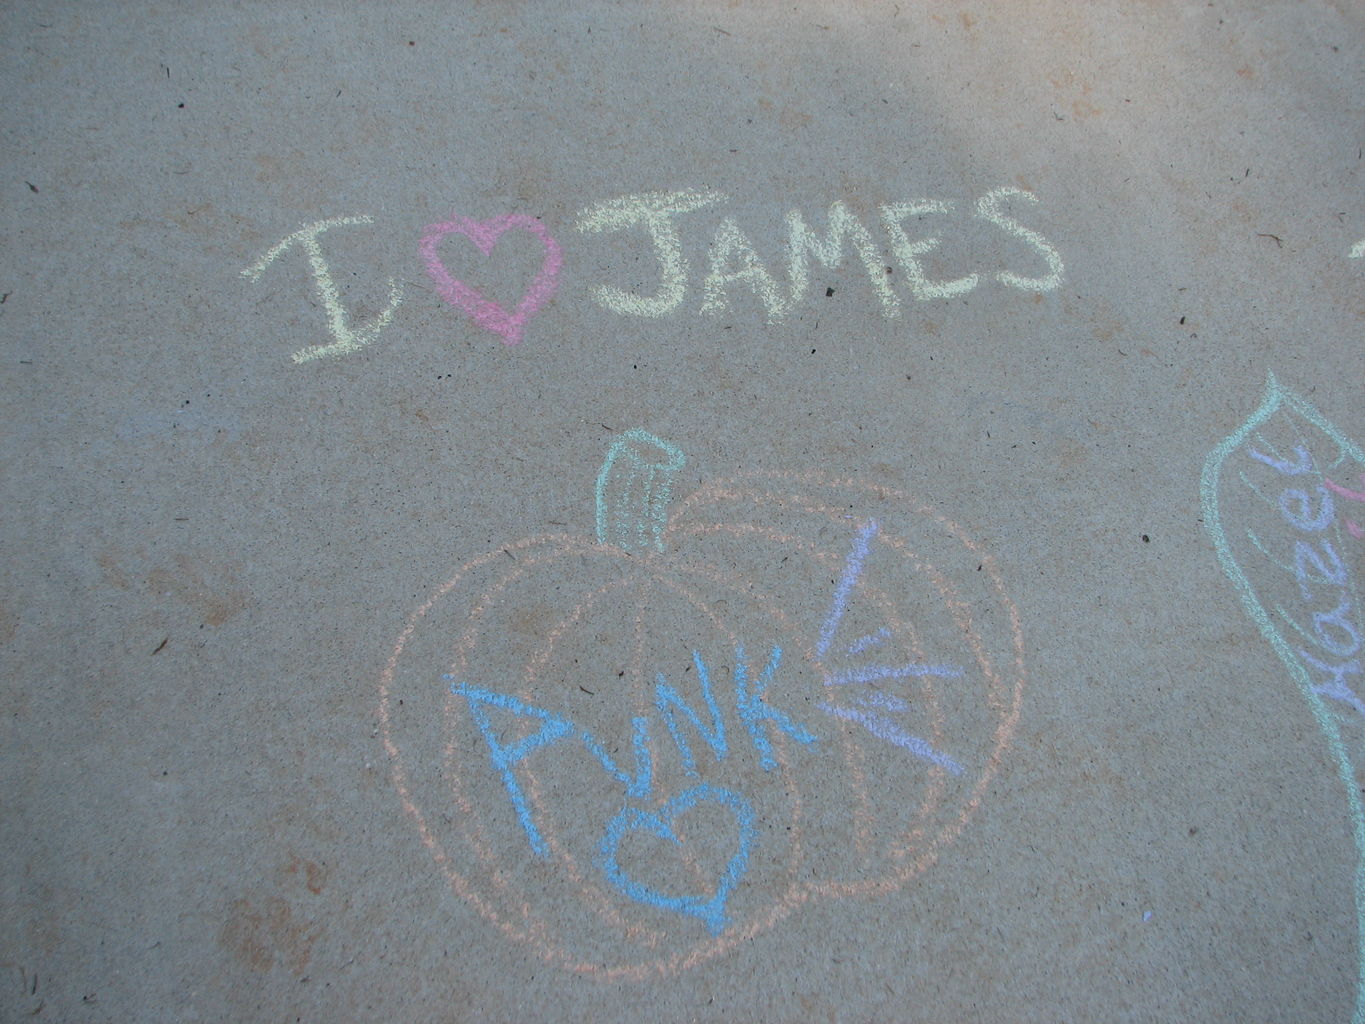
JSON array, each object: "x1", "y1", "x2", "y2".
[{"x1": 785, "y1": 201, "x2": 899, "y2": 317}]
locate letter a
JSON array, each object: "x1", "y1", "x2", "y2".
[
  {"x1": 700, "y1": 219, "x2": 788, "y2": 323},
  {"x1": 450, "y1": 680, "x2": 575, "y2": 857}
]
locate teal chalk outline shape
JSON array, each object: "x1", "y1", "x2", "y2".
[
  {"x1": 595, "y1": 429, "x2": 687, "y2": 553},
  {"x1": 1201, "y1": 371, "x2": 1365, "y2": 1023}
]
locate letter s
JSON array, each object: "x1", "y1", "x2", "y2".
[{"x1": 975, "y1": 187, "x2": 1064, "y2": 292}]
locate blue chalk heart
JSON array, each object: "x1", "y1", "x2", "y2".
[{"x1": 597, "y1": 784, "x2": 756, "y2": 935}]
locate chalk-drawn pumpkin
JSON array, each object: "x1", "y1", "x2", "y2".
[{"x1": 380, "y1": 430, "x2": 1023, "y2": 980}]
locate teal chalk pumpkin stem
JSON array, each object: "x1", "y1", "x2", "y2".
[{"x1": 595, "y1": 429, "x2": 686, "y2": 553}]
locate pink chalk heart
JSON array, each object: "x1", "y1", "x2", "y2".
[{"x1": 420, "y1": 213, "x2": 562, "y2": 346}]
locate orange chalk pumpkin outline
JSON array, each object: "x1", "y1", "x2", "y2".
[{"x1": 378, "y1": 430, "x2": 1025, "y2": 979}]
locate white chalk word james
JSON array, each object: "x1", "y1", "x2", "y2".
[
  {"x1": 573, "y1": 186, "x2": 1064, "y2": 323},
  {"x1": 379, "y1": 430, "x2": 1025, "y2": 979},
  {"x1": 1203, "y1": 374, "x2": 1365, "y2": 1024},
  {"x1": 242, "y1": 185, "x2": 1064, "y2": 362}
]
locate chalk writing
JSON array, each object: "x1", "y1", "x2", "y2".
[
  {"x1": 247, "y1": 186, "x2": 1063, "y2": 361},
  {"x1": 1202, "y1": 373, "x2": 1365, "y2": 1024},
  {"x1": 573, "y1": 189, "x2": 727, "y2": 317},
  {"x1": 882, "y1": 200, "x2": 978, "y2": 301},
  {"x1": 242, "y1": 216, "x2": 403, "y2": 363},
  {"x1": 700, "y1": 217, "x2": 791, "y2": 322},
  {"x1": 578, "y1": 187, "x2": 1064, "y2": 321},
  {"x1": 451, "y1": 639, "x2": 814, "y2": 934},
  {"x1": 655, "y1": 651, "x2": 728, "y2": 779},
  {"x1": 733, "y1": 644, "x2": 819, "y2": 771},
  {"x1": 451, "y1": 682, "x2": 585, "y2": 858},
  {"x1": 450, "y1": 680, "x2": 656, "y2": 853},
  {"x1": 973, "y1": 187, "x2": 1065, "y2": 291},
  {"x1": 449, "y1": 640, "x2": 814, "y2": 871},
  {"x1": 419, "y1": 212, "x2": 562, "y2": 345},
  {"x1": 791, "y1": 202, "x2": 902, "y2": 315},
  {"x1": 378, "y1": 430, "x2": 1025, "y2": 976}
]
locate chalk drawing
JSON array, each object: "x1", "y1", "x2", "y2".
[
  {"x1": 815, "y1": 519, "x2": 964, "y2": 686},
  {"x1": 1350, "y1": 240, "x2": 1365, "y2": 259},
  {"x1": 379, "y1": 430, "x2": 1025, "y2": 976},
  {"x1": 974, "y1": 187, "x2": 1065, "y2": 291},
  {"x1": 846, "y1": 627, "x2": 891, "y2": 656},
  {"x1": 599, "y1": 784, "x2": 756, "y2": 936},
  {"x1": 822, "y1": 662, "x2": 964, "y2": 685},
  {"x1": 594, "y1": 428, "x2": 687, "y2": 552},
  {"x1": 817, "y1": 697, "x2": 964, "y2": 775},
  {"x1": 242, "y1": 216, "x2": 403, "y2": 363},
  {"x1": 1202, "y1": 372, "x2": 1365, "y2": 1024},
  {"x1": 816, "y1": 517, "x2": 879, "y2": 660},
  {"x1": 574, "y1": 189, "x2": 727, "y2": 317},
  {"x1": 881, "y1": 200, "x2": 979, "y2": 300},
  {"x1": 419, "y1": 212, "x2": 562, "y2": 346},
  {"x1": 1325, "y1": 475, "x2": 1365, "y2": 538},
  {"x1": 815, "y1": 518, "x2": 965, "y2": 773}
]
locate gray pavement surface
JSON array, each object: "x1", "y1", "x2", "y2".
[{"x1": 2, "y1": 3, "x2": 1363, "y2": 1021}]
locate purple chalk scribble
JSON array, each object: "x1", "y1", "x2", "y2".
[
  {"x1": 817, "y1": 519, "x2": 879, "y2": 659},
  {"x1": 857, "y1": 691, "x2": 909, "y2": 712},
  {"x1": 846, "y1": 627, "x2": 891, "y2": 656},
  {"x1": 818, "y1": 699, "x2": 963, "y2": 775},
  {"x1": 824, "y1": 662, "x2": 964, "y2": 686},
  {"x1": 810, "y1": 517, "x2": 967, "y2": 774}
]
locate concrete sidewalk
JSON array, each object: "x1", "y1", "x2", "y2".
[{"x1": 2, "y1": 3, "x2": 1362, "y2": 1020}]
